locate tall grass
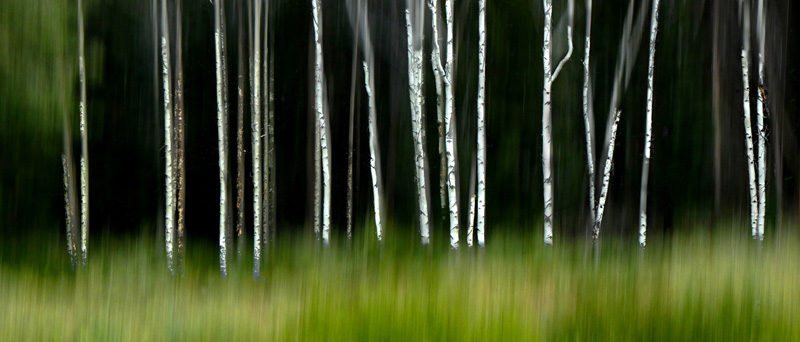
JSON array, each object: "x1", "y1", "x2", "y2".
[{"x1": 2, "y1": 224, "x2": 799, "y2": 340}]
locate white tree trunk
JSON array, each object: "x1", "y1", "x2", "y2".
[
  {"x1": 593, "y1": 110, "x2": 621, "y2": 239},
  {"x1": 755, "y1": 0, "x2": 766, "y2": 240},
  {"x1": 443, "y1": 0, "x2": 460, "y2": 249},
  {"x1": 363, "y1": 61, "x2": 384, "y2": 242},
  {"x1": 582, "y1": 0, "x2": 596, "y2": 228},
  {"x1": 638, "y1": 0, "x2": 660, "y2": 248},
  {"x1": 77, "y1": 0, "x2": 89, "y2": 269},
  {"x1": 541, "y1": 0, "x2": 573, "y2": 246},
  {"x1": 311, "y1": 0, "x2": 331, "y2": 246},
  {"x1": 430, "y1": 2, "x2": 447, "y2": 229},
  {"x1": 313, "y1": 110, "x2": 322, "y2": 239},
  {"x1": 262, "y1": 0, "x2": 271, "y2": 247},
  {"x1": 160, "y1": 0, "x2": 175, "y2": 275},
  {"x1": 214, "y1": 0, "x2": 229, "y2": 278},
  {"x1": 739, "y1": 0, "x2": 758, "y2": 239},
  {"x1": 476, "y1": 0, "x2": 487, "y2": 248},
  {"x1": 62, "y1": 155, "x2": 77, "y2": 269},
  {"x1": 252, "y1": 0, "x2": 263, "y2": 277},
  {"x1": 406, "y1": 6, "x2": 430, "y2": 245}
]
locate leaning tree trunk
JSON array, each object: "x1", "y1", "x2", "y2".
[
  {"x1": 476, "y1": 0, "x2": 487, "y2": 248},
  {"x1": 739, "y1": 0, "x2": 758, "y2": 239},
  {"x1": 439, "y1": 0, "x2": 460, "y2": 249},
  {"x1": 638, "y1": 0, "x2": 660, "y2": 248},
  {"x1": 214, "y1": 0, "x2": 229, "y2": 278},
  {"x1": 755, "y1": 0, "x2": 766, "y2": 241},
  {"x1": 251, "y1": 0, "x2": 263, "y2": 278},
  {"x1": 160, "y1": 0, "x2": 175, "y2": 275},
  {"x1": 593, "y1": 109, "x2": 621, "y2": 240},
  {"x1": 311, "y1": 0, "x2": 332, "y2": 246},
  {"x1": 405, "y1": 5, "x2": 430, "y2": 245},
  {"x1": 77, "y1": 0, "x2": 90, "y2": 269},
  {"x1": 582, "y1": 0, "x2": 596, "y2": 231},
  {"x1": 175, "y1": 0, "x2": 187, "y2": 274},
  {"x1": 363, "y1": 61, "x2": 384, "y2": 242},
  {"x1": 541, "y1": 0, "x2": 573, "y2": 246}
]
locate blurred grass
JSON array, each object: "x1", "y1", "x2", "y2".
[{"x1": 1, "y1": 224, "x2": 800, "y2": 341}]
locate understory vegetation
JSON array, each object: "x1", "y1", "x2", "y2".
[{"x1": 2, "y1": 223, "x2": 800, "y2": 341}]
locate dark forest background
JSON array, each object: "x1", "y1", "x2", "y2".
[{"x1": 1, "y1": 0, "x2": 798, "y2": 246}]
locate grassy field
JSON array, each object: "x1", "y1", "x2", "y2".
[{"x1": 2, "y1": 225, "x2": 800, "y2": 341}]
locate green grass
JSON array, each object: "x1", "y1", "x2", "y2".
[{"x1": 2, "y1": 225, "x2": 800, "y2": 341}]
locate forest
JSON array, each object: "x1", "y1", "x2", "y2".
[{"x1": 1, "y1": 0, "x2": 799, "y2": 339}]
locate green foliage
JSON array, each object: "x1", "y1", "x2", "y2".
[{"x1": 2, "y1": 226, "x2": 799, "y2": 340}]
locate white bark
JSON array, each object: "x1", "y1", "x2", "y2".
[
  {"x1": 638, "y1": 0, "x2": 660, "y2": 248},
  {"x1": 214, "y1": 0, "x2": 228, "y2": 278},
  {"x1": 443, "y1": 0, "x2": 460, "y2": 249},
  {"x1": 593, "y1": 110, "x2": 621, "y2": 239},
  {"x1": 252, "y1": 0, "x2": 263, "y2": 277},
  {"x1": 311, "y1": 0, "x2": 331, "y2": 246},
  {"x1": 62, "y1": 155, "x2": 77, "y2": 269},
  {"x1": 476, "y1": 0, "x2": 487, "y2": 248},
  {"x1": 313, "y1": 110, "x2": 322, "y2": 239},
  {"x1": 541, "y1": 0, "x2": 573, "y2": 246},
  {"x1": 468, "y1": 194, "x2": 476, "y2": 248},
  {"x1": 363, "y1": 62, "x2": 384, "y2": 242},
  {"x1": 582, "y1": 0, "x2": 596, "y2": 227},
  {"x1": 428, "y1": 0, "x2": 447, "y2": 227},
  {"x1": 739, "y1": 0, "x2": 758, "y2": 238},
  {"x1": 77, "y1": 0, "x2": 89, "y2": 269},
  {"x1": 160, "y1": 0, "x2": 175, "y2": 275},
  {"x1": 755, "y1": 0, "x2": 766, "y2": 240},
  {"x1": 406, "y1": 7, "x2": 430, "y2": 245}
]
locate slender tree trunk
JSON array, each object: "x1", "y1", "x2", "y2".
[
  {"x1": 236, "y1": 0, "x2": 247, "y2": 258},
  {"x1": 311, "y1": 0, "x2": 331, "y2": 246},
  {"x1": 428, "y1": 0, "x2": 447, "y2": 230},
  {"x1": 251, "y1": 0, "x2": 262, "y2": 278},
  {"x1": 541, "y1": 0, "x2": 573, "y2": 246},
  {"x1": 476, "y1": 0, "x2": 487, "y2": 248},
  {"x1": 261, "y1": 0, "x2": 272, "y2": 247},
  {"x1": 363, "y1": 61, "x2": 383, "y2": 242},
  {"x1": 268, "y1": 45, "x2": 277, "y2": 243},
  {"x1": 638, "y1": 0, "x2": 660, "y2": 248},
  {"x1": 221, "y1": 0, "x2": 232, "y2": 259},
  {"x1": 160, "y1": 0, "x2": 175, "y2": 275},
  {"x1": 214, "y1": 0, "x2": 229, "y2": 278},
  {"x1": 467, "y1": 155, "x2": 477, "y2": 248},
  {"x1": 406, "y1": 5, "x2": 430, "y2": 245},
  {"x1": 740, "y1": 0, "x2": 758, "y2": 239},
  {"x1": 77, "y1": 0, "x2": 90, "y2": 269},
  {"x1": 442, "y1": 0, "x2": 460, "y2": 249},
  {"x1": 175, "y1": 0, "x2": 187, "y2": 274},
  {"x1": 755, "y1": 0, "x2": 766, "y2": 240},
  {"x1": 313, "y1": 106, "x2": 322, "y2": 240},
  {"x1": 347, "y1": 1, "x2": 361, "y2": 241},
  {"x1": 582, "y1": 0, "x2": 596, "y2": 230},
  {"x1": 62, "y1": 155, "x2": 77, "y2": 270},
  {"x1": 593, "y1": 110, "x2": 621, "y2": 240}
]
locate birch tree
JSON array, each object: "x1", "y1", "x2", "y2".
[
  {"x1": 428, "y1": 0, "x2": 447, "y2": 229},
  {"x1": 311, "y1": 0, "x2": 332, "y2": 246},
  {"x1": 739, "y1": 0, "x2": 758, "y2": 238},
  {"x1": 267, "y1": 49, "x2": 277, "y2": 243},
  {"x1": 429, "y1": 0, "x2": 459, "y2": 248},
  {"x1": 593, "y1": 109, "x2": 621, "y2": 240},
  {"x1": 755, "y1": 0, "x2": 766, "y2": 240},
  {"x1": 476, "y1": 0, "x2": 487, "y2": 248},
  {"x1": 262, "y1": 0, "x2": 271, "y2": 247},
  {"x1": 582, "y1": 0, "x2": 596, "y2": 230},
  {"x1": 541, "y1": 0, "x2": 573, "y2": 245},
  {"x1": 358, "y1": 3, "x2": 384, "y2": 242},
  {"x1": 252, "y1": 0, "x2": 263, "y2": 277},
  {"x1": 160, "y1": 0, "x2": 175, "y2": 275},
  {"x1": 61, "y1": 154, "x2": 77, "y2": 270},
  {"x1": 638, "y1": 0, "x2": 661, "y2": 248},
  {"x1": 77, "y1": 0, "x2": 89, "y2": 268},
  {"x1": 214, "y1": 0, "x2": 229, "y2": 278},
  {"x1": 406, "y1": 2, "x2": 431, "y2": 245}
]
